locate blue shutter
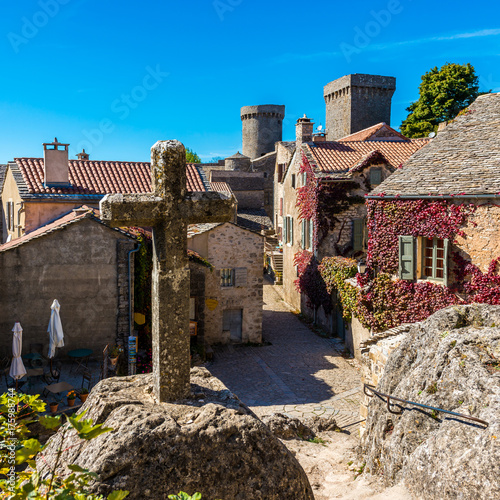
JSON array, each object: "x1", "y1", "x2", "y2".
[
  {"x1": 284, "y1": 217, "x2": 288, "y2": 244},
  {"x1": 399, "y1": 235, "x2": 415, "y2": 280},
  {"x1": 301, "y1": 221, "x2": 306, "y2": 249},
  {"x1": 290, "y1": 218, "x2": 294, "y2": 245}
]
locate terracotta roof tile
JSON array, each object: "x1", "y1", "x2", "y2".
[
  {"x1": 339, "y1": 122, "x2": 409, "y2": 142},
  {"x1": 13, "y1": 159, "x2": 207, "y2": 198},
  {"x1": 304, "y1": 139, "x2": 430, "y2": 176},
  {"x1": 0, "y1": 206, "x2": 135, "y2": 252}
]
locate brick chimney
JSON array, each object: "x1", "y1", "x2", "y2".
[
  {"x1": 77, "y1": 149, "x2": 89, "y2": 160},
  {"x1": 296, "y1": 115, "x2": 314, "y2": 144},
  {"x1": 43, "y1": 138, "x2": 70, "y2": 186}
]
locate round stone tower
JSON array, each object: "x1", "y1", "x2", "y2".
[
  {"x1": 241, "y1": 104, "x2": 285, "y2": 160},
  {"x1": 224, "y1": 151, "x2": 251, "y2": 171}
]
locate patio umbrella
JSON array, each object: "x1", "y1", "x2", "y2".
[
  {"x1": 48, "y1": 299, "x2": 64, "y2": 360},
  {"x1": 9, "y1": 322, "x2": 27, "y2": 390}
]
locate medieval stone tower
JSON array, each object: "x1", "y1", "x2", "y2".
[
  {"x1": 241, "y1": 104, "x2": 285, "y2": 159},
  {"x1": 324, "y1": 74, "x2": 396, "y2": 140}
]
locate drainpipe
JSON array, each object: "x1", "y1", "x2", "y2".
[
  {"x1": 16, "y1": 202, "x2": 24, "y2": 238},
  {"x1": 128, "y1": 243, "x2": 141, "y2": 338}
]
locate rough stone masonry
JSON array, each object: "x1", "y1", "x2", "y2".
[{"x1": 100, "y1": 140, "x2": 235, "y2": 402}]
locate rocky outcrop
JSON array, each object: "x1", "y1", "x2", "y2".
[
  {"x1": 262, "y1": 413, "x2": 341, "y2": 440},
  {"x1": 362, "y1": 305, "x2": 500, "y2": 500},
  {"x1": 37, "y1": 367, "x2": 314, "y2": 500}
]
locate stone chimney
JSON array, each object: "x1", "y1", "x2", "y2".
[
  {"x1": 43, "y1": 138, "x2": 70, "y2": 186},
  {"x1": 296, "y1": 115, "x2": 314, "y2": 144},
  {"x1": 77, "y1": 149, "x2": 89, "y2": 160}
]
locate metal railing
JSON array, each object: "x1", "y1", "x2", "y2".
[{"x1": 363, "y1": 384, "x2": 489, "y2": 427}]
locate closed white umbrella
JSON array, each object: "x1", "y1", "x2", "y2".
[
  {"x1": 48, "y1": 299, "x2": 64, "y2": 359},
  {"x1": 10, "y1": 322, "x2": 27, "y2": 388}
]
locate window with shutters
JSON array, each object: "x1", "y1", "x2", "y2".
[
  {"x1": 370, "y1": 168, "x2": 382, "y2": 186},
  {"x1": 301, "y1": 172, "x2": 307, "y2": 186},
  {"x1": 220, "y1": 268, "x2": 235, "y2": 287},
  {"x1": 352, "y1": 218, "x2": 367, "y2": 252},
  {"x1": 421, "y1": 237, "x2": 449, "y2": 284},
  {"x1": 283, "y1": 216, "x2": 294, "y2": 245}
]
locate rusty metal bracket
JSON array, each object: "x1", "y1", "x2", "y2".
[{"x1": 363, "y1": 384, "x2": 489, "y2": 427}]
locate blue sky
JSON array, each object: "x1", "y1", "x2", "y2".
[{"x1": 0, "y1": 0, "x2": 499, "y2": 162}]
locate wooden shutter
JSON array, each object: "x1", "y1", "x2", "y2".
[
  {"x1": 279, "y1": 198, "x2": 283, "y2": 216},
  {"x1": 235, "y1": 268, "x2": 247, "y2": 287},
  {"x1": 283, "y1": 217, "x2": 288, "y2": 243},
  {"x1": 301, "y1": 221, "x2": 306, "y2": 249},
  {"x1": 353, "y1": 219, "x2": 364, "y2": 252},
  {"x1": 309, "y1": 220, "x2": 314, "y2": 250},
  {"x1": 290, "y1": 218, "x2": 294, "y2": 245},
  {"x1": 399, "y1": 235, "x2": 415, "y2": 280},
  {"x1": 443, "y1": 238, "x2": 450, "y2": 287}
]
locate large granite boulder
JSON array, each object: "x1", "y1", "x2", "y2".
[
  {"x1": 37, "y1": 367, "x2": 314, "y2": 500},
  {"x1": 362, "y1": 305, "x2": 500, "y2": 500}
]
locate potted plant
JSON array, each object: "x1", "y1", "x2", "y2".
[
  {"x1": 109, "y1": 345, "x2": 122, "y2": 367},
  {"x1": 67, "y1": 390, "x2": 76, "y2": 407},
  {"x1": 49, "y1": 402, "x2": 58, "y2": 414},
  {"x1": 79, "y1": 387, "x2": 89, "y2": 403}
]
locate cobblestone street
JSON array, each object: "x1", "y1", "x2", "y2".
[{"x1": 207, "y1": 279, "x2": 363, "y2": 433}]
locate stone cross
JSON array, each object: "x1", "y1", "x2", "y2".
[{"x1": 100, "y1": 140, "x2": 235, "y2": 402}]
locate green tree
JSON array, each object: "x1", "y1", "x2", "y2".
[
  {"x1": 186, "y1": 148, "x2": 201, "y2": 163},
  {"x1": 400, "y1": 63, "x2": 481, "y2": 138}
]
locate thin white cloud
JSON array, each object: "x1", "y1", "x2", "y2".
[{"x1": 273, "y1": 28, "x2": 500, "y2": 64}]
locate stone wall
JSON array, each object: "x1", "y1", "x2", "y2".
[
  {"x1": 324, "y1": 74, "x2": 396, "y2": 140},
  {"x1": 250, "y1": 151, "x2": 276, "y2": 218},
  {"x1": 188, "y1": 223, "x2": 264, "y2": 344},
  {"x1": 455, "y1": 202, "x2": 500, "y2": 274},
  {"x1": 0, "y1": 218, "x2": 136, "y2": 357},
  {"x1": 359, "y1": 324, "x2": 410, "y2": 437}
]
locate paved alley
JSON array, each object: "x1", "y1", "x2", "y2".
[{"x1": 207, "y1": 279, "x2": 363, "y2": 432}]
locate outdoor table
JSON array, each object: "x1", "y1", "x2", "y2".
[
  {"x1": 43, "y1": 381, "x2": 74, "y2": 402},
  {"x1": 68, "y1": 348, "x2": 93, "y2": 373},
  {"x1": 22, "y1": 352, "x2": 43, "y2": 368}
]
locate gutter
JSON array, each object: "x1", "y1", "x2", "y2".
[
  {"x1": 128, "y1": 243, "x2": 141, "y2": 338},
  {"x1": 366, "y1": 194, "x2": 500, "y2": 200}
]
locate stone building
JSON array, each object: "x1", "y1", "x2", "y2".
[
  {"x1": 0, "y1": 207, "x2": 136, "y2": 356},
  {"x1": 324, "y1": 74, "x2": 396, "y2": 140},
  {"x1": 188, "y1": 222, "x2": 264, "y2": 344},
  {"x1": 0, "y1": 138, "x2": 219, "y2": 243},
  {"x1": 274, "y1": 115, "x2": 429, "y2": 314},
  {"x1": 360, "y1": 92, "x2": 500, "y2": 336}
]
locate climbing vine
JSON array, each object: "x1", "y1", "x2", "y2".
[
  {"x1": 293, "y1": 250, "x2": 331, "y2": 314},
  {"x1": 318, "y1": 257, "x2": 359, "y2": 321}
]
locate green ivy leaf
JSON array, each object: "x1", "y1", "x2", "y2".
[
  {"x1": 107, "y1": 490, "x2": 130, "y2": 500},
  {"x1": 39, "y1": 415, "x2": 62, "y2": 430},
  {"x1": 16, "y1": 439, "x2": 42, "y2": 464}
]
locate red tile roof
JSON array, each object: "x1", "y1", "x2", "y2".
[
  {"x1": 304, "y1": 139, "x2": 430, "y2": 176},
  {"x1": 0, "y1": 206, "x2": 135, "y2": 252},
  {"x1": 13, "y1": 158, "x2": 207, "y2": 197},
  {"x1": 339, "y1": 122, "x2": 409, "y2": 142}
]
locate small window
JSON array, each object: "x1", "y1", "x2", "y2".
[
  {"x1": 370, "y1": 168, "x2": 382, "y2": 186},
  {"x1": 422, "y1": 237, "x2": 449, "y2": 283},
  {"x1": 291, "y1": 174, "x2": 296, "y2": 188},
  {"x1": 220, "y1": 268, "x2": 235, "y2": 287},
  {"x1": 301, "y1": 219, "x2": 314, "y2": 250}
]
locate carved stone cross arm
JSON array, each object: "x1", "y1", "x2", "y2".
[{"x1": 100, "y1": 193, "x2": 165, "y2": 227}]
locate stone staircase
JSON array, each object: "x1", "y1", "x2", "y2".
[{"x1": 265, "y1": 236, "x2": 283, "y2": 284}]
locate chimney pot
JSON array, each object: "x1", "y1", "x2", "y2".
[{"x1": 77, "y1": 149, "x2": 90, "y2": 161}]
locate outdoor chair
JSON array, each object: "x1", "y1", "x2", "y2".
[
  {"x1": 77, "y1": 370, "x2": 92, "y2": 395},
  {"x1": 43, "y1": 361, "x2": 62, "y2": 385},
  {"x1": 3, "y1": 369, "x2": 26, "y2": 393}
]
